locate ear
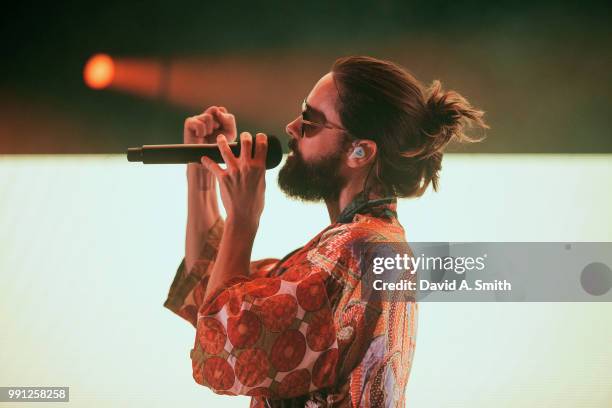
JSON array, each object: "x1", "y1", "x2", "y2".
[{"x1": 347, "y1": 140, "x2": 377, "y2": 169}]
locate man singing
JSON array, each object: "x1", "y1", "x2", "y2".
[{"x1": 164, "y1": 56, "x2": 488, "y2": 407}]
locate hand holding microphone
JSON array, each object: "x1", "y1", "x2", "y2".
[
  {"x1": 201, "y1": 132, "x2": 268, "y2": 230},
  {"x1": 184, "y1": 106, "x2": 237, "y2": 145},
  {"x1": 128, "y1": 106, "x2": 278, "y2": 274},
  {"x1": 126, "y1": 105, "x2": 282, "y2": 169}
]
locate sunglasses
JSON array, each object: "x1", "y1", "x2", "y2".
[{"x1": 300, "y1": 99, "x2": 348, "y2": 138}]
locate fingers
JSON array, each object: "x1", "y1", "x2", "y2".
[
  {"x1": 185, "y1": 114, "x2": 215, "y2": 139},
  {"x1": 202, "y1": 132, "x2": 266, "y2": 186},
  {"x1": 239, "y1": 132, "x2": 253, "y2": 161},
  {"x1": 216, "y1": 134, "x2": 238, "y2": 169},
  {"x1": 186, "y1": 106, "x2": 235, "y2": 144},
  {"x1": 195, "y1": 109, "x2": 222, "y2": 132},
  {"x1": 254, "y1": 133, "x2": 268, "y2": 164},
  {"x1": 204, "y1": 112, "x2": 223, "y2": 134},
  {"x1": 208, "y1": 108, "x2": 224, "y2": 132},
  {"x1": 200, "y1": 156, "x2": 224, "y2": 178},
  {"x1": 201, "y1": 113, "x2": 212, "y2": 135},
  {"x1": 211, "y1": 107, "x2": 236, "y2": 141},
  {"x1": 185, "y1": 118, "x2": 205, "y2": 139}
]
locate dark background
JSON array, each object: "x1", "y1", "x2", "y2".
[{"x1": 1, "y1": 0, "x2": 610, "y2": 154}]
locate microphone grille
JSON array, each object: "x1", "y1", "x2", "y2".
[{"x1": 265, "y1": 135, "x2": 283, "y2": 169}]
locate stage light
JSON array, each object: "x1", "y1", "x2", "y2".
[
  {"x1": 79, "y1": 53, "x2": 328, "y2": 130},
  {"x1": 84, "y1": 54, "x2": 115, "y2": 89}
]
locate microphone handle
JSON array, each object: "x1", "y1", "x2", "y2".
[
  {"x1": 130, "y1": 143, "x2": 242, "y2": 164},
  {"x1": 127, "y1": 135, "x2": 282, "y2": 169}
]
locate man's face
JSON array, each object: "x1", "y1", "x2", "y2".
[{"x1": 278, "y1": 72, "x2": 350, "y2": 202}]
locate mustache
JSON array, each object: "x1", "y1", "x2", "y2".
[{"x1": 288, "y1": 138, "x2": 297, "y2": 152}]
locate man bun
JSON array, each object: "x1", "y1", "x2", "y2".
[{"x1": 332, "y1": 56, "x2": 489, "y2": 198}]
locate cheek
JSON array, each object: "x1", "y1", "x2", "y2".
[
  {"x1": 298, "y1": 142, "x2": 321, "y2": 162},
  {"x1": 297, "y1": 143, "x2": 314, "y2": 161},
  {"x1": 299, "y1": 133, "x2": 341, "y2": 161}
]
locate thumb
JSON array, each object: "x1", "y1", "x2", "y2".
[
  {"x1": 200, "y1": 156, "x2": 224, "y2": 178},
  {"x1": 213, "y1": 107, "x2": 235, "y2": 130}
]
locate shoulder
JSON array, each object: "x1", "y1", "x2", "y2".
[
  {"x1": 321, "y1": 213, "x2": 406, "y2": 247},
  {"x1": 306, "y1": 215, "x2": 407, "y2": 276}
]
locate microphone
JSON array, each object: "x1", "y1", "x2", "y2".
[{"x1": 126, "y1": 134, "x2": 283, "y2": 169}]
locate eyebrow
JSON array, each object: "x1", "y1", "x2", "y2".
[{"x1": 303, "y1": 100, "x2": 327, "y2": 122}]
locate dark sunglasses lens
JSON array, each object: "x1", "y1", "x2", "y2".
[
  {"x1": 302, "y1": 122, "x2": 317, "y2": 138},
  {"x1": 300, "y1": 116, "x2": 312, "y2": 138}
]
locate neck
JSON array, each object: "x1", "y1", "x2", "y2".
[{"x1": 325, "y1": 177, "x2": 382, "y2": 223}]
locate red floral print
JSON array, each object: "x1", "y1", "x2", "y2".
[{"x1": 227, "y1": 310, "x2": 261, "y2": 349}]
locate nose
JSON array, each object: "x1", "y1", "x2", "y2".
[{"x1": 286, "y1": 116, "x2": 301, "y2": 140}]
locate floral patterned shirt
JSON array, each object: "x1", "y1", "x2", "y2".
[{"x1": 164, "y1": 195, "x2": 418, "y2": 407}]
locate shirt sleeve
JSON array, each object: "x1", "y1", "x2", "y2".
[
  {"x1": 163, "y1": 216, "x2": 280, "y2": 328},
  {"x1": 180, "y1": 222, "x2": 418, "y2": 404},
  {"x1": 354, "y1": 301, "x2": 417, "y2": 408},
  {"x1": 186, "y1": 222, "x2": 403, "y2": 401},
  {"x1": 345, "y1": 241, "x2": 418, "y2": 408},
  {"x1": 189, "y1": 239, "x2": 345, "y2": 399}
]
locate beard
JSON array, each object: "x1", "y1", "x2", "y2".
[{"x1": 277, "y1": 138, "x2": 347, "y2": 202}]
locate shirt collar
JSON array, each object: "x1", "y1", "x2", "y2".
[{"x1": 336, "y1": 191, "x2": 397, "y2": 224}]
